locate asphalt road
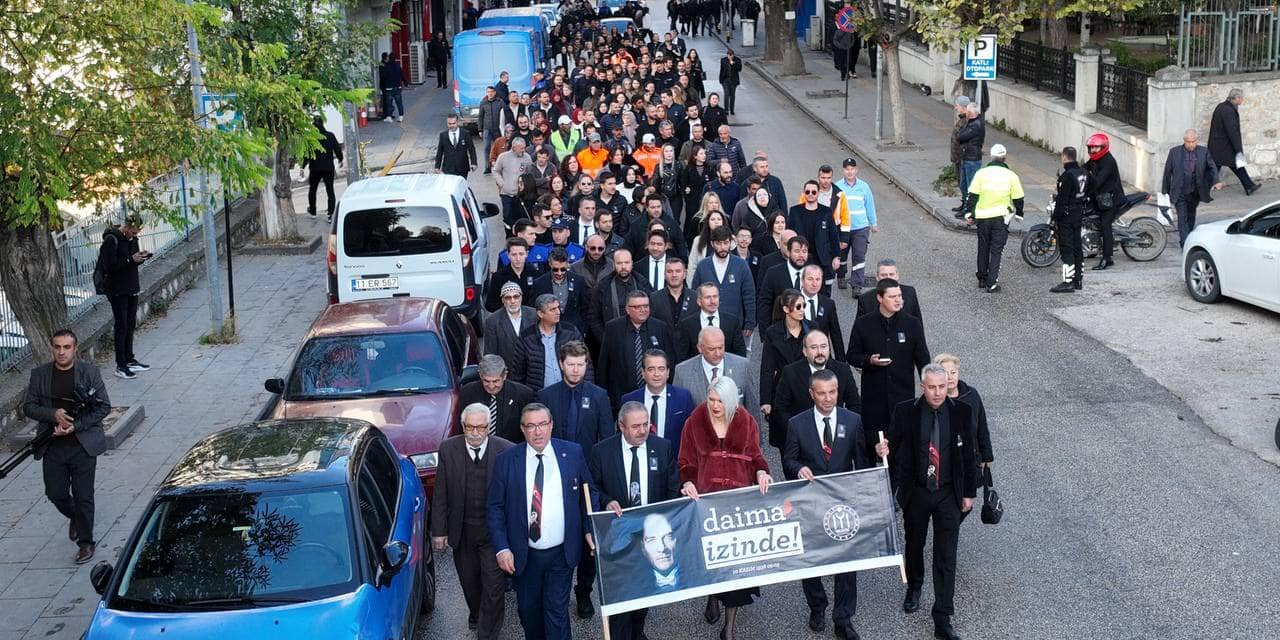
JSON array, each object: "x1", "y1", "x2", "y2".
[{"x1": 405, "y1": 29, "x2": 1280, "y2": 640}]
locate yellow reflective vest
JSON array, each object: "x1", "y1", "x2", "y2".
[{"x1": 967, "y1": 162, "x2": 1025, "y2": 220}]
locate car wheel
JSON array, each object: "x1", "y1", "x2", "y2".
[
  {"x1": 419, "y1": 544, "x2": 437, "y2": 615},
  {"x1": 1184, "y1": 249, "x2": 1221, "y2": 303}
]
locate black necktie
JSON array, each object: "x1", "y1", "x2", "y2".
[
  {"x1": 929, "y1": 412, "x2": 942, "y2": 492},
  {"x1": 629, "y1": 446, "x2": 642, "y2": 506},
  {"x1": 488, "y1": 395, "x2": 499, "y2": 435},
  {"x1": 652, "y1": 261, "x2": 660, "y2": 287},
  {"x1": 793, "y1": 270, "x2": 801, "y2": 289},
  {"x1": 472, "y1": 447, "x2": 482, "y2": 464},
  {"x1": 710, "y1": 366, "x2": 718, "y2": 381},
  {"x1": 707, "y1": 314, "x2": 715, "y2": 326},
  {"x1": 530, "y1": 453, "x2": 544, "y2": 541},
  {"x1": 822, "y1": 416, "x2": 833, "y2": 461},
  {"x1": 809, "y1": 299, "x2": 817, "y2": 320},
  {"x1": 650, "y1": 394, "x2": 661, "y2": 434}
]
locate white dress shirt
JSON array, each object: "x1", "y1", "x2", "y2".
[
  {"x1": 579, "y1": 220, "x2": 595, "y2": 245},
  {"x1": 648, "y1": 255, "x2": 667, "y2": 287},
  {"x1": 699, "y1": 309, "x2": 721, "y2": 329},
  {"x1": 645, "y1": 386, "x2": 667, "y2": 437},
  {"x1": 469, "y1": 439, "x2": 489, "y2": 463},
  {"x1": 813, "y1": 406, "x2": 837, "y2": 448},
  {"x1": 525, "y1": 443, "x2": 565, "y2": 549},
  {"x1": 701, "y1": 357, "x2": 722, "y2": 385},
  {"x1": 712, "y1": 254, "x2": 729, "y2": 282},
  {"x1": 622, "y1": 438, "x2": 650, "y2": 506},
  {"x1": 787, "y1": 264, "x2": 804, "y2": 289},
  {"x1": 803, "y1": 294, "x2": 819, "y2": 321}
]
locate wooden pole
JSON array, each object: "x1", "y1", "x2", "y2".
[
  {"x1": 582, "y1": 482, "x2": 612, "y2": 640},
  {"x1": 877, "y1": 431, "x2": 905, "y2": 583}
]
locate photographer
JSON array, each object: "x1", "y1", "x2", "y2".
[
  {"x1": 22, "y1": 329, "x2": 110, "y2": 564},
  {"x1": 97, "y1": 213, "x2": 151, "y2": 379}
]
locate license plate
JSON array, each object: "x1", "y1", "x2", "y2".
[{"x1": 352, "y1": 277, "x2": 399, "y2": 291}]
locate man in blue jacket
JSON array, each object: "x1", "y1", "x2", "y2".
[
  {"x1": 621, "y1": 350, "x2": 694, "y2": 455},
  {"x1": 487, "y1": 403, "x2": 595, "y2": 640}
]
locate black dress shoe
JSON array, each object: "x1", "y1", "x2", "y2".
[
  {"x1": 903, "y1": 589, "x2": 921, "y2": 613},
  {"x1": 934, "y1": 620, "x2": 961, "y2": 640},
  {"x1": 835, "y1": 621, "x2": 861, "y2": 640},
  {"x1": 1050, "y1": 281, "x2": 1075, "y2": 293},
  {"x1": 1074, "y1": 281, "x2": 1082, "y2": 290},
  {"x1": 951, "y1": 204, "x2": 964, "y2": 212},
  {"x1": 575, "y1": 591, "x2": 594, "y2": 618},
  {"x1": 1091, "y1": 258, "x2": 1114, "y2": 271},
  {"x1": 808, "y1": 608, "x2": 826, "y2": 632},
  {"x1": 1246, "y1": 184, "x2": 1260, "y2": 196},
  {"x1": 704, "y1": 597, "x2": 722, "y2": 624}
]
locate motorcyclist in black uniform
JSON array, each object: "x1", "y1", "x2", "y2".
[
  {"x1": 1084, "y1": 132, "x2": 1125, "y2": 271},
  {"x1": 1052, "y1": 146, "x2": 1092, "y2": 293}
]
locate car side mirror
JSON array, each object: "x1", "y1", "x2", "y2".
[
  {"x1": 264, "y1": 378, "x2": 285, "y2": 394},
  {"x1": 460, "y1": 364, "x2": 480, "y2": 386},
  {"x1": 90, "y1": 562, "x2": 114, "y2": 596},
  {"x1": 379, "y1": 540, "x2": 410, "y2": 585},
  {"x1": 482, "y1": 202, "x2": 501, "y2": 219}
]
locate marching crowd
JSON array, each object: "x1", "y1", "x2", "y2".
[{"x1": 427, "y1": 4, "x2": 994, "y2": 640}]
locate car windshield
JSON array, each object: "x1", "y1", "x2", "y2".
[
  {"x1": 112, "y1": 487, "x2": 357, "y2": 611},
  {"x1": 286, "y1": 331, "x2": 452, "y2": 399},
  {"x1": 343, "y1": 205, "x2": 453, "y2": 256}
]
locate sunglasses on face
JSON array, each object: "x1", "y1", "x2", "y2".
[
  {"x1": 793, "y1": 304, "x2": 805, "y2": 310},
  {"x1": 804, "y1": 190, "x2": 818, "y2": 195},
  {"x1": 550, "y1": 266, "x2": 568, "y2": 273}
]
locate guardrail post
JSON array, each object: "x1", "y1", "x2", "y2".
[
  {"x1": 1074, "y1": 48, "x2": 1101, "y2": 114},
  {"x1": 1147, "y1": 66, "x2": 1196, "y2": 147}
]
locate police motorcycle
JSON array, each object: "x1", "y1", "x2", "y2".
[{"x1": 1020, "y1": 191, "x2": 1167, "y2": 268}]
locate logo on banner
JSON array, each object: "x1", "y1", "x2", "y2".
[{"x1": 822, "y1": 505, "x2": 860, "y2": 541}]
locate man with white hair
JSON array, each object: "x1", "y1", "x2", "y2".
[
  {"x1": 962, "y1": 144, "x2": 1024, "y2": 293},
  {"x1": 1208, "y1": 87, "x2": 1259, "y2": 196}
]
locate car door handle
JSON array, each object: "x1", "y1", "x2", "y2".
[
  {"x1": 413, "y1": 496, "x2": 422, "y2": 513},
  {"x1": 1264, "y1": 253, "x2": 1276, "y2": 261}
]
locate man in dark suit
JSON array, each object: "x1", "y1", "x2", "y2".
[
  {"x1": 597, "y1": 291, "x2": 676, "y2": 409},
  {"x1": 588, "y1": 400, "x2": 683, "y2": 640},
  {"x1": 1161, "y1": 128, "x2": 1225, "y2": 247},
  {"x1": 531, "y1": 248, "x2": 592, "y2": 335},
  {"x1": 431, "y1": 403, "x2": 515, "y2": 637},
  {"x1": 676, "y1": 282, "x2": 747, "y2": 361},
  {"x1": 788, "y1": 181, "x2": 841, "y2": 288},
  {"x1": 648, "y1": 257, "x2": 694, "y2": 329},
  {"x1": 1207, "y1": 88, "x2": 1258, "y2": 195},
  {"x1": 782, "y1": 369, "x2": 888, "y2": 640},
  {"x1": 773, "y1": 330, "x2": 861, "y2": 451},
  {"x1": 754, "y1": 229, "x2": 796, "y2": 298},
  {"x1": 621, "y1": 350, "x2": 695, "y2": 455},
  {"x1": 487, "y1": 403, "x2": 595, "y2": 640},
  {"x1": 888, "y1": 365, "x2": 978, "y2": 640},
  {"x1": 22, "y1": 329, "x2": 110, "y2": 564},
  {"x1": 588, "y1": 248, "x2": 653, "y2": 347},
  {"x1": 799, "y1": 265, "x2": 845, "y2": 357},
  {"x1": 434, "y1": 114, "x2": 477, "y2": 178},
  {"x1": 855, "y1": 259, "x2": 923, "y2": 322},
  {"x1": 535, "y1": 340, "x2": 612, "y2": 618},
  {"x1": 757, "y1": 235, "x2": 810, "y2": 330},
  {"x1": 846, "y1": 279, "x2": 930, "y2": 456},
  {"x1": 460, "y1": 355, "x2": 537, "y2": 443},
  {"x1": 511, "y1": 294, "x2": 588, "y2": 390},
  {"x1": 635, "y1": 228, "x2": 673, "y2": 290},
  {"x1": 483, "y1": 283, "x2": 537, "y2": 369}
]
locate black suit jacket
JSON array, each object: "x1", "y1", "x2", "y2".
[
  {"x1": 636, "y1": 254, "x2": 674, "y2": 290},
  {"x1": 806, "y1": 294, "x2": 845, "y2": 357},
  {"x1": 429, "y1": 434, "x2": 515, "y2": 546},
  {"x1": 596, "y1": 317, "x2": 676, "y2": 408},
  {"x1": 888, "y1": 397, "x2": 979, "y2": 509},
  {"x1": 459, "y1": 380, "x2": 536, "y2": 443},
  {"x1": 846, "y1": 311, "x2": 930, "y2": 430},
  {"x1": 856, "y1": 284, "x2": 923, "y2": 324},
  {"x1": 772, "y1": 359, "x2": 862, "y2": 449},
  {"x1": 782, "y1": 407, "x2": 869, "y2": 480},
  {"x1": 755, "y1": 251, "x2": 786, "y2": 296},
  {"x1": 482, "y1": 307, "x2": 537, "y2": 374},
  {"x1": 588, "y1": 434, "x2": 681, "y2": 510},
  {"x1": 531, "y1": 271, "x2": 591, "y2": 335},
  {"x1": 1161, "y1": 144, "x2": 1219, "y2": 203},
  {"x1": 756, "y1": 262, "x2": 803, "y2": 330},
  {"x1": 649, "y1": 286, "x2": 695, "y2": 330},
  {"x1": 435, "y1": 128, "x2": 477, "y2": 175},
  {"x1": 676, "y1": 310, "x2": 746, "y2": 362}
]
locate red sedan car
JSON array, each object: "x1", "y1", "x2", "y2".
[{"x1": 264, "y1": 298, "x2": 479, "y2": 496}]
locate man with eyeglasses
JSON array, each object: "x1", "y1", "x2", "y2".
[
  {"x1": 483, "y1": 284, "x2": 538, "y2": 372},
  {"x1": 532, "y1": 247, "x2": 590, "y2": 335},
  {"x1": 535, "y1": 341, "x2": 611, "y2": 619},
  {"x1": 596, "y1": 290, "x2": 676, "y2": 409},
  {"x1": 487, "y1": 402, "x2": 595, "y2": 639},
  {"x1": 788, "y1": 179, "x2": 841, "y2": 294},
  {"x1": 431, "y1": 402, "x2": 515, "y2": 637},
  {"x1": 587, "y1": 400, "x2": 683, "y2": 640},
  {"x1": 512, "y1": 294, "x2": 587, "y2": 390}
]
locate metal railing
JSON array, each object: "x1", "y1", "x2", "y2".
[
  {"x1": 997, "y1": 39, "x2": 1076, "y2": 102},
  {"x1": 1097, "y1": 62, "x2": 1151, "y2": 129},
  {"x1": 0, "y1": 168, "x2": 245, "y2": 372},
  {"x1": 1178, "y1": 1, "x2": 1279, "y2": 73}
]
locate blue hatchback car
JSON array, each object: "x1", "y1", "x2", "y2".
[{"x1": 84, "y1": 418, "x2": 434, "y2": 639}]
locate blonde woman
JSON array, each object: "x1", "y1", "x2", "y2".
[{"x1": 933, "y1": 353, "x2": 993, "y2": 469}]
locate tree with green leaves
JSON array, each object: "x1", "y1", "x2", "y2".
[{"x1": 763, "y1": 0, "x2": 807, "y2": 75}]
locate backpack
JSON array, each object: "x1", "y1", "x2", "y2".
[{"x1": 93, "y1": 234, "x2": 116, "y2": 295}]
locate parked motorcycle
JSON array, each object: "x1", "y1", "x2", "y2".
[{"x1": 1021, "y1": 192, "x2": 1167, "y2": 268}]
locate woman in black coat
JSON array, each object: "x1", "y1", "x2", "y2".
[
  {"x1": 1083, "y1": 134, "x2": 1125, "y2": 270},
  {"x1": 759, "y1": 289, "x2": 813, "y2": 449},
  {"x1": 680, "y1": 145, "x2": 713, "y2": 235}
]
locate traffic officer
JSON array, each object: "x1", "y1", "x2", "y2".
[
  {"x1": 963, "y1": 144, "x2": 1024, "y2": 293},
  {"x1": 1051, "y1": 147, "x2": 1091, "y2": 293}
]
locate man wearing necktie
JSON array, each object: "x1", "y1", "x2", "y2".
[
  {"x1": 676, "y1": 282, "x2": 748, "y2": 361},
  {"x1": 431, "y1": 404, "x2": 515, "y2": 638},
  {"x1": 434, "y1": 114, "x2": 477, "y2": 178},
  {"x1": 597, "y1": 290, "x2": 676, "y2": 409},
  {"x1": 782, "y1": 370, "x2": 888, "y2": 639},
  {"x1": 622, "y1": 350, "x2": 695, "y2": 455},
  {"x1": 588, "y1": 401, "x2": 682, "y2": 640},
  {"x1": 885, "y1": 365, "x2": 978, "y2": 640},
  {"x1": 487, "y1": 404, "x2": 594, "y2": 640}
]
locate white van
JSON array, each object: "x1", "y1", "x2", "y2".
[{"x1": 327, "y1": 173, "x2": 498, "y2": 328}]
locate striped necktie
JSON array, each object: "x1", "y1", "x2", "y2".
[{"x1": 488, "y1": 395, "x2": 499, "y2": 435}]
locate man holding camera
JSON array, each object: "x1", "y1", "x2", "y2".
[{"x1": 22, "y1": 329, "x2": 110, "y2": 564}]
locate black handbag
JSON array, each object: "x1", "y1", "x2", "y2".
[{"x1": 980, "y1": 466, "x2": 1003, "y2": 525}]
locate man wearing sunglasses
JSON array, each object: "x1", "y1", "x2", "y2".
[
  {"x1": 788, "y1": 179, "x2": 841, "y2": 295},
  {"x1": 532, "y1": 247, "x2": 591, "y2": 336}
]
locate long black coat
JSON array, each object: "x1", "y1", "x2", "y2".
[
  {"x1": 1208, "y1": 99, "x2": 1244, "y2": 169},
  {"x1": 845, "y1": 311, "x2": 930, "y2": 431},
  {"x1": 595, "y1": 317, "x2": 676, "y2": 408},
  {"x1": 856, "y1": 284, "x2": 924, "y2": 324}
]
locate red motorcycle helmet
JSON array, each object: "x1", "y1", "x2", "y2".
[{"x1": 1086, "y1": 133, "x2": 1110, "y2": 161}]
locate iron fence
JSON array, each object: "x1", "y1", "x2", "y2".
[
  {"x1": 996, "y1": 39, "x2": 1076, "y2": 102},
  {"x1": 1097, "y1": 62, "x2": 1151, "y2": 129},
  {"x1": 1178, "y1": 1, "x2": 1279, "y2": 73},
  {"x1": 0, "y1": 168, "x2": 245, "y2": 372}
]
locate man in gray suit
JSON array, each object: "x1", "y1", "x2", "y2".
[
  {"x1": 1162, "y1": 128, "x2": 1224, "y2": 247},
  {"x1": 673, "y1": 326, "x2": 759, "y2": 421},
  {"x1": 22, "y1": 329, "x2": 110, "y2": 564},
  {"x1": 484, "y1": 282, "x2": 538, "y2": 369}
]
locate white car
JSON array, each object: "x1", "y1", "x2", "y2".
[{"x1": 1182, "y1": 200, "x2": 1280, "y2": 313}]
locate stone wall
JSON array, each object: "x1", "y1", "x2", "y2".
[{"x1": 1193, "y1": 72, "x2": 1280, "y2": 182}]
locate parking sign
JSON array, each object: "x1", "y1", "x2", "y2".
[
  {"x1": 963, "y1": 36, "x2": 997, "y2": 80},
  {"x1": 200, "y1": 93, "x2": 241, "y2": 131}
]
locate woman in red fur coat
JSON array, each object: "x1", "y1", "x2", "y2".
[{"x1": 677, "y1": 376, "x2": 773, "y2": 640}]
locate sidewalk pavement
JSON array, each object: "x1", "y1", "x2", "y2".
[
  {"x1": 0, "y1": 198, "x2": 330, "y2": 640},
  {"x1": 718, "y1": 33, "x2": 1263, "y2": 235}
]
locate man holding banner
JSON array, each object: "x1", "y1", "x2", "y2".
[
  {"x1": 783, "y1": 369, "x2": 889, "y2": 640},
  {"x1": 588, "y1": 401, "x2": 682, "y2": 640},
  {"x1": 889, "y1": 364, "x2": 978, "y2": 640}
]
